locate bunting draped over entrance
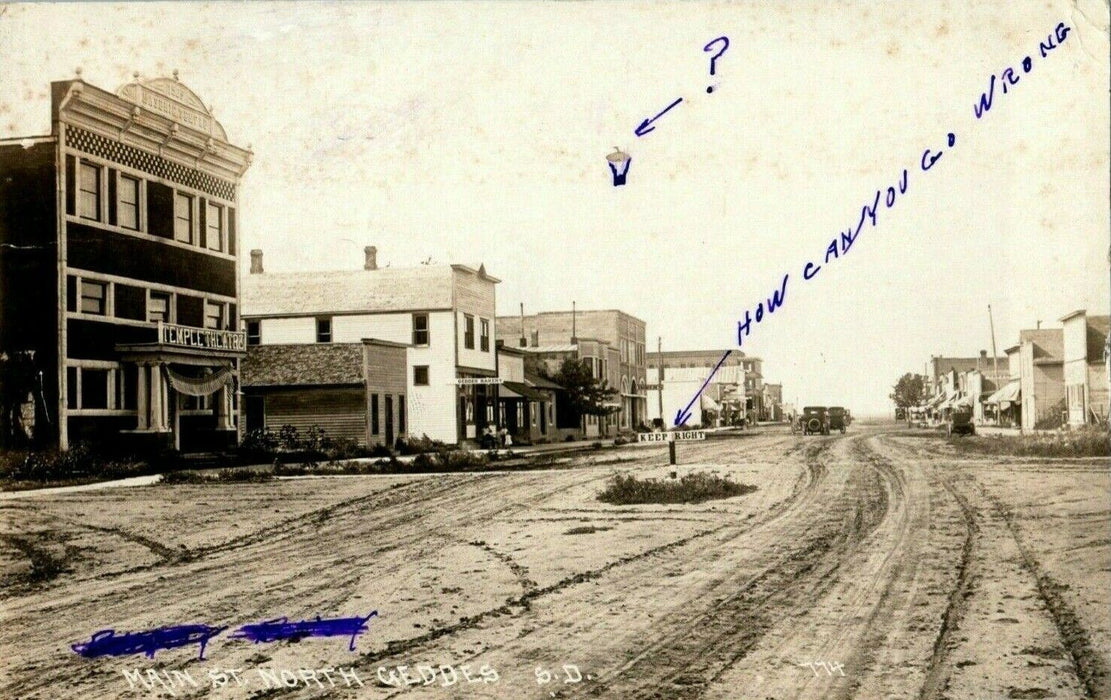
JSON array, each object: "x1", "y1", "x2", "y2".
[{"x1": 162, "y1": 365, "x2": 233, "y2": 397}]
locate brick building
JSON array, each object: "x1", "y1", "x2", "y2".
[
  {"x1": 518, "y1": 338, "x2": 623, "y2": 437},
  {"x1": 497, "y1": 309, "x2": 647, "y2": 430},
  {"x1": 0, "y1": 74, "x2": 252, "y2": 452}
]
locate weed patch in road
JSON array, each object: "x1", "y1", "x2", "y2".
[
  {"x1": 949, "y1": 428, "x2": 1109, "y2": 458},
  {"x1": 161, "y1": 469, "x2": 274, "y2": 484},
  {"x1": 564, "y1": 525, "x2": 612, "y2": 535},
  {"x1": 597, "y1": 472, "x2": 757, "y2": 505}
]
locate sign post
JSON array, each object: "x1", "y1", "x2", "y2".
[{"x1": 636, "y1": 430, "x2": 706, "y2": 466}]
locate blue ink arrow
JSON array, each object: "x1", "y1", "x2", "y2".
[
  {"x1": 673, "y1": 349, "x2": 732, "y2": 427},
  {"x1": 635, "y1": 97, "x2": 683, "y2": 137}
]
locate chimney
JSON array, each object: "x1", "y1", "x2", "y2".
[
  {"x1": 364, "y1": 246, "x2": 378, "y2": 270},
  {"x1": 249, "y1": 249, "x2": 264, "y2": 274},
  {"x1": 1036, "y1": 320, "x2": 1041, "y2": 329},
  {"x1": 980, "y1": 349, "x2": 987, "y2": 358}
]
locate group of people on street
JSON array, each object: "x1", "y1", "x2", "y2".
[{"x1": 480, "y1": 424, "x2": 513, "y2": 449}]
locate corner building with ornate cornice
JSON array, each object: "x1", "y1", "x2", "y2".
[{"x1": 0, "y1": 74, "x2": 253, "y2": 453}]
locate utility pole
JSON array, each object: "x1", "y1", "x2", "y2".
[
  {"x1": 988, "y1": 304, "x2": 1000, "y2": 384},
  {"x1": 657, "y1": 336, "x2": 664, "y2": 427}
]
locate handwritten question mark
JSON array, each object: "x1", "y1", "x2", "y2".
[{"x1": 704, "y1": 36, "x2": 730, "y2": 93}]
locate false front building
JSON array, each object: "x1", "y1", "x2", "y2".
[
  {"x1": 241, "y1": 248, "x2": 500, "y2": 445},
  {"x1": 0, "y1": 75, "x2": 252, "y2": 452}
]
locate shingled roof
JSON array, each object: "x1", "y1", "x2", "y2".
[{"x1": 242, "y1": 343, "x2": 364, "y2": 387}]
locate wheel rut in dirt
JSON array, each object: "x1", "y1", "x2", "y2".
[{"x1": 585, "y1": 437, "x2": 888, "y2": 699}]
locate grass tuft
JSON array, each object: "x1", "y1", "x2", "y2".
[
  {"x1": 597, "y1": 471, "x2": 756, "y2": 505},
  {"x1": 948, "y1": 427, "x2": 1109, "y2": 457},
  {"x1": 161, "y1": 469, "x2": 274, "y2": 484}
]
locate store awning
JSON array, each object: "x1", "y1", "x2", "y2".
[
  {"x1": 938, "y1": 391, "x2": 961, "y2": 410},
  {"x1": 986, "y1": 379, "x2": 1021, "y2": 405},
  {"x1": 700, "y1": 394, "x2": 721, "y2": 412},
  {"x1": 953, "y1": 394, "x2": 973, "y2": 408},
  {"x1": 500, "y1": 381, "x2": 547, "y2": 402}
]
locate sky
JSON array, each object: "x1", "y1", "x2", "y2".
[{"x1": 1, "y1": 0, "x2": 1108, "y2": 416}]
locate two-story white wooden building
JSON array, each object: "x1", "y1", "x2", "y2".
[{"x1": 241, "y1": 247, "x2": 500, "y2": 445}]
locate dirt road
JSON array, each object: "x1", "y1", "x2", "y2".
[{"x1": 1, "y1": 427, "x2": 1107, "y2": 699}]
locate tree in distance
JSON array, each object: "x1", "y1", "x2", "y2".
[{"x1": 890, "y1": 372, "x2": 926, "y2": 410}]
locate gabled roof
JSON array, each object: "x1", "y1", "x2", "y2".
[
  {"x1": 242, "y1": 343, "x2": 364, "y2": 387},
  {"x1": 243, "y1": 265, "x2": 466, "y2": 317}
]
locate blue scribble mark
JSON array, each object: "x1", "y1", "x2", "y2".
[
  {"x1": 674, "y1": 350, "x2": 732, "y2": 427},
  {"x1": 608, "y1": 148, "x2": 631, "y2": 187},
  {"x1": 230, "y1": 612, "x2": 378, "y2": 652},
  {"x1": 609, "y1": 158, "x2": 631, "y2": 186},
  {"x1": 71, "y1": 624, "x2": 226, "y2": 660}
]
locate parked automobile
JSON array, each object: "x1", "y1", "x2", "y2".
[
  {"x1": 828, "y1": 406, "x2": 848, "y2": 434},
  {"x1": 947, "y1": 405, "x2": 975, "y2": 437},
  {"x1": 801, "y1": 406, "x2": 830, "y2": 435},
  {"x1": 895, "y1": 407, "x2": 906, "y2": 421}
]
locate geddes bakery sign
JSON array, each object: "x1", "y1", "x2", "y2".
[{"x1": 159, "y1": 322, "x2": 246, "y2": 352}]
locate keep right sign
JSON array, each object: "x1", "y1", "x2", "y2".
[{"x1": 637, "y1": 430, "x2": 707, "y2": 443}]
